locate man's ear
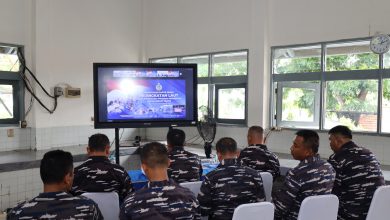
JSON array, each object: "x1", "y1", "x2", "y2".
[
  {"x1": 141, "y1": 163, "x2": 148, "y2": 173},
  {"x1": 87, "y1": 146, "x2": 91, "y2": 154},
  {"x1": 105, "y1": 145, "x2": 110, "y2": 155},
  {"x1": 217, "y1": 151, "x2": 223, "y2": 161},
  {"x1": 64, "y1": 171, "x2": 74, "y2": 190}
]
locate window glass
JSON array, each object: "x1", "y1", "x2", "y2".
[
  {"x1": 197, "y1": 84, "x2": 209, "y2": 119},
  {"x1": 180, "y1": 55, "x2": 209, "y2": 77},
  {"x1": 281, "y1": 87, "x2": 315, "y2": 122},
  {"x1": 0, "y1": 46, "x2": 19, "y2": 72},
  {"x1": 382, "y1": 79, "x2": 390, "y2": 132},
  {"x1": 326, "y1": 41, "x2": 379, "y2": 71},
  {"x1": 150, "y1": 57, "x2": 178, "y2": 63},
  {"x1": 384, "y1": 50, "x2": 390, "y2": 69},
  {"x1": 151, "y1": 50, "x2": 248, "y2": 125},
  {"x1": 0, "y1": 84, "x2": 14, "y2": 119},
  {"x1": 324, "y1": 80, "x2": 378, "y2": 132},
  {"x1": 273, "y1": 45, "x2": 321, "y2": 74},
  {"x1": 212, "y1": 51, "x2": 247, "y2": 76},
  {"x1": 217, "y1": 88, "x2": 245, "y2": 119}
]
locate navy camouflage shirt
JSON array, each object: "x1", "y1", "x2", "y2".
[
  {"x1": 198, "y1": 158, "x2": 265, "y2": 220},
  {"x1": 238, "y1": 144, "x2": 281, "y2": 179},
  {"x1": 168, "y1": 146, "x2": 203, "y2": 183},
  {"x1": 71, "y1": 156, "x2": 133, "y2": 202},
  {"x1": 7, "y1": 191, "x2": 103, "y2": 220},
  {"x1": 328, "y1": 141, "x2": 385, "y2": 220},
  {"x1": 274, "y1": 154, "x2": 335, "y2": 220},
  {"x1": 120, "y1": 179, "x2": 200, "y2": 220}
]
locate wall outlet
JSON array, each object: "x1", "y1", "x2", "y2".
[
  {"x1": 7, "y1": 128, "x2": 14, "y2": 137},
  {"x1": 65, "y1": 87, "x2": 81, "y2": 98}
]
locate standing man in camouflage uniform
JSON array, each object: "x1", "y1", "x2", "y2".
[
  {"x1": 328, "y1": 125, "x2": 385, "y2": 220},
  {"x1": 167, "y1": 128, "x2": 203, "y2": 183},
  {"x1": 120, "y1": 142, "x2": 200, "y2": 220},
  {"x1": 198, "y1": 137, "x2": 265, "y2": 220},
  {"x1": 274, "y1": 130, "x2": 335, "y2": 220},
  {"x1": 238, "y1": 126, "x2": 280, "y2": 179},
  {"x1": 7, "y1": 150, "x2": 103, "y2": 220},
  {"x1": 71, "y1": 133, "x2": 133, "y2": 202}
]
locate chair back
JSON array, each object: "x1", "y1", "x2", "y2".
[
  {"x1": 232, "y1": 202, "x2": 274, "y2": 220},
  {"x1": 82, "y1": 192, "x2": 120, "y2": 220},
  {"x1": 180, "y1": 181, "x2": 203, "y2": 196},
  {"x1": 259, "y1": 172, "x2": 273, "y2": 201},
  {"x1": 297, "y1": 194, "x2": 339, "y2": 220},
  {"x1": 366, "y1": 185, "x2": 390, "y2": 220}
]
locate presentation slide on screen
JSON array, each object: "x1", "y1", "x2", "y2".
[{"x1": 106, "y1": 79, "x2": 187, "y2": 120}]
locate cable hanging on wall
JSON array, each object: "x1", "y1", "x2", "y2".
[{"x1": 17, "y1": 49, "x2": 60, "y2": 115}]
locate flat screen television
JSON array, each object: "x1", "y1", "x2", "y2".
[{"x1": 93, "y1": 63, "x2": 198, "y2": 128}]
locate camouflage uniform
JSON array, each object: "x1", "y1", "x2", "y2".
[
  {"x1": 328, "y1": 141, "x2": 385, "y2": 220},
  {"x1": 7, "y1": 191, "x2": 103, "y2": 220},
  {"x1": 198, "y1": 158, "x2": 265, "y2": 220},
  {"x1": 168, "y1": 146, "x2": 203, "y2": 183},
  {"x1": 274, "y1": 154, "x2": 335, "y2": 220},
  {"x1": 238, "y1": 144, "x2": 281, "y2": 179},
  {"x1": 120, "y1": 179, "x2": 200, "y2": 220},
  {"x1": 71, "y1": 156, "x2": 133, "y2": 202}
]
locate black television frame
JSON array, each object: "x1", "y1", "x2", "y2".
[{"x1": 93, "y1": 63, "x2": 198, "y2": 129}]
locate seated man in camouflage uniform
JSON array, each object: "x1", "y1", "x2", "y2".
[
  {"x1": 120, "y1": 142, "x2": 200, "y2": 220},
  {"x1": 7, "y1": 150, "x2": 103, "y2": 220},
  {"x1": 328, "y1": 125, "x2": 385, "y2": 220},
  {"x1": 274, "y1": 130, "x2": 336, "y2": 220},
  {"x1": 238, "y1": 126, "x2": 280, "y2": 179},
  {"x1": 167, "y1": 128, "x2": 203, "y2": 183},
  {"x1": 198, "y1": 137, "x2": 265, "y2": 220},
  {"x1": 71, "y1": 133, "x2": 133, "y2": 202}
]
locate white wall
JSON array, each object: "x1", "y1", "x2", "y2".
[
  {"x1": 143, "y1": 0, "x2": 390, "y2": 165},
  {"x1": 33, "y1": 0, "x2": 142, "y2": 128},
  {"x1": 269, "y1": 0, "x2": 390, "y2": 46},
  {"x1": 143, "y1": 0, "x2": 270, "y2": 147},
  {"x1": 32, "y1": 0, "x2": 143, "y2": 148},
  {"x1": 0, "y1": 0, "x2": 143, "y2": 150},
  {"x1": 0, "y1": 0, "x2": 30, "y2": 48}
]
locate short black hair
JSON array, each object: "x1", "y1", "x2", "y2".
[
  {"x1": 88, "y1": 133, "x2": 110, "y2": 152},
  {"x1": 40, "y1": 150, "x2": 73, "y2": 184},
  {"x1": 140, "y1": 142, "x2": 169, "y2": 168},
  {"x1": 167, "y1": 129, "x2": 185, "y2": 146},
  {"x1": 328, "y1": 125, "x2": 352, "y2": 139},
  {"x1": 248, "y1": 126, "x2": 264, "y2": 135},
  {"x1": 295, "y1": 130, "x2": 319, "y2": 153},
  {"x1": 216, "y1": 137, "x2": 237, "y2": 155}
]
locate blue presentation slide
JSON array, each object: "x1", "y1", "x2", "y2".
[{"x1": 106, "y1": 79, "x2": 186, "y2": 120}]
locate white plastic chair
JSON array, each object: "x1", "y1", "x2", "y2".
[
  {"x1": 366, "y1": 185, "x2": 390, "y2": 220},
  {"x1": 180, "y1": 181, "x2": 203, "y2": 196},
  {"x1": 259, "y1": 172, "x2": 273, "y2": 201},
  {"x1": 297, "y1": 194, "x2": 339, "y2": 220},
  {"x1": 232, "y1": 202, "x2": 274, "y2": 220},
  {"x1": 82, "y1": 192, "x2": 120, "y2": 220}
]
